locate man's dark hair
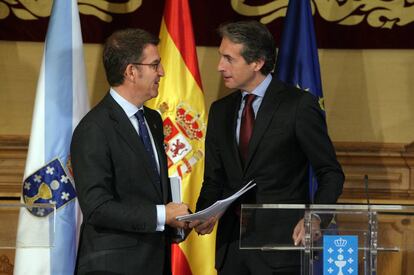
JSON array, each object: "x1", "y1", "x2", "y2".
[
  {"x1": 103, "y1": 28, "x2": 159, "y2": 86},
  {"x1": 218, "y1": 20, "x2": 276, "y2": 75}
]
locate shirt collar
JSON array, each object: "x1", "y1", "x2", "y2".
[
  {"x1": 241, "y1": 74, "x2": 272, "y2": 98},
  {"x1": 110, "y1": 87, "x2": 143, "y2": 118}
]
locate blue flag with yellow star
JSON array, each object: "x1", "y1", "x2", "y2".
[{"x1": 276, "y1": 0, "x2": 325, "y2": 201}]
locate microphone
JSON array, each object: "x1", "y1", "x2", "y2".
[
  {"x1": 364, "y1": 174, "x2": 374, "y2": 269},
  {"x1": 364, "y1": 174, "x2": 370, "y2": 207}
]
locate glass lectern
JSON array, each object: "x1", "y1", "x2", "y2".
[{"x1": 240, "y1": 204, "x2": 414, "y2": 275}]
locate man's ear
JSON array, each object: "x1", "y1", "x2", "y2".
[
  {"x1": 253, "y1": 58, "x2": 265, "y2": 72},
  {"x1": 124, "y1": 64, "x2": 137, "y2": 82}
]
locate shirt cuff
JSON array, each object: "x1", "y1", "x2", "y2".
[{"x1": 156, "y1": 204, "x2": 166, "y2": 231}]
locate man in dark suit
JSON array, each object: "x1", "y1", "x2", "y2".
[
  {"x1": 190, "y1": 21, "x2": 344, "y2": 274},
  {"x1": 71, "y1": 28, "x2": 189, "y2": 275}
]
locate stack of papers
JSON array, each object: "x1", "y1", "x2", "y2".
[{"x1": 176, "y1": 180, "x2": 256, "y2": 222}]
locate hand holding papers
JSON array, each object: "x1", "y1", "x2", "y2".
[{"x1": 177, "y1": 180, "x2": 256, "y2": 222}]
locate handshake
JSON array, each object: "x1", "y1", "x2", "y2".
[
  {"x1": 165, "y1": 180, "x2": 256, "y2": 240},
  {"x1": 165, "y1": 202, "x2": 218, "y2": 242}
]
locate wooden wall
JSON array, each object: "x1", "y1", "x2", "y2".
[
  {"x1": 2, "y1": 43, "x2": 414, "y2": 144},
  {"x1": 336, "y1": 141, "x2": 414, "y2": 203},
  {"x1": 2, "y1": 137, "x2": 413, "y2": 201}
]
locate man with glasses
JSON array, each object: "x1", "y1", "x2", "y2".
[{"x1": 71, "y1": 28, "x2": 189, "y2": 275}]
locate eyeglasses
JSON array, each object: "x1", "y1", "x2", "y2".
[{"x1": 131, "y1": 60, "x2": 161, "y2": 71}]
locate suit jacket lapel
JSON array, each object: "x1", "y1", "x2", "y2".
[
  {"x1": 226, "y1": 93, "x2": 244, "y2": 174},
  {"x1": 104, "y1": 94, "x2": 163, "y2": 199},
  {"x1": 245, "y1": 79, "x2": 286, "y2": 170},
  {"x1": 144, "y1": 107, "x2": 169, "y2": 203}
]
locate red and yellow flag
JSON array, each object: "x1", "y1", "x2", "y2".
[{"x1": 146, "y1": 0, "x2": 216, "y2": 274}]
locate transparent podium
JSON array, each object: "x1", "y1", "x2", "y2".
[
  {"x1": 240, "y1": 204, "x2": 414, "y2": 275},
  {"x1": 0, "y1": 203, "x2": 55, "y2": 271}
]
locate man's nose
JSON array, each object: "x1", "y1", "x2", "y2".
[
  {"x1": 217, "y1": 58, "x2": 224, "y2": 72},
  {"x1": 158, "y1": 63, "x2": 165, "y2": 76}
]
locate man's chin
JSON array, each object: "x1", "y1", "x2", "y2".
[
  {"x1": 151, "y1": 90, "x2": 159, "y2": 99},
  {"x1": 224, "y1": 83, "x2": 235, "y2": 89},
  {"x1": 223, "y1": 80, "x2": 235, "y2": 89}
]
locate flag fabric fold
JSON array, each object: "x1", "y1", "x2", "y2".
[
  {"x1": 14, "y1": 0, "x2": 89, "y2": 274},
  {"x1": 275, "y1": 0, "x2": 325, "y2": 201},
  {"x1": 145, "y1": 0, "x2": 216, "y2": 274}
]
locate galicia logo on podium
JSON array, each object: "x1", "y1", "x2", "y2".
[{"x1": 323, "y1": 235, "x2": 358, "y2": 275}]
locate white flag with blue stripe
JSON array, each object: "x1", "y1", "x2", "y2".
[{"x1": 14, "y1": 0, "x2": 89, "y2": 274}]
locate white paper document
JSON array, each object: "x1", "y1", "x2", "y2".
[{"x1": 176, "y1": 180, "x2": 256, "y2": 222}]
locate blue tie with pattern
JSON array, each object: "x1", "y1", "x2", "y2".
[{"x1": 135, "y1": 110, "x2": 159, "y2": 177}]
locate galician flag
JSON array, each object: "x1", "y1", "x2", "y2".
[
  {"x1": 13, "y1": 0, "x2": 89, "y2": 274},
  {"x1": 145, "y1": 0, "x2": 216, "y2": 274}
]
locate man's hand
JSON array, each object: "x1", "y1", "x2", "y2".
[
  {"x1": 292, "y1": 217, "x2": 321, "y2": 246},
  {"x1": 189, "y1": 216, "x2": 218, "y2": 236},
  {"x1": 165, "y1": 202, "x2": 189, "y2": 229}
]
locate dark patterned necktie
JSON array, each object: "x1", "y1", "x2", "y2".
[
  {"x1": 135, "y1": 110, "x2": 159, "y2": 176},
  {"x1": 239, "y1": 94, "x2": 256, "y2": 163}
]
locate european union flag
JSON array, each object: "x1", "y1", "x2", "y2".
[
  {"x1": 276, "y1": 0, "x2": 324, "y2": 201},
  {"x1": 323, "y1": 236, "x2": 358, "y2": 275}
]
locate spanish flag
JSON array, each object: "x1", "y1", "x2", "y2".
[{"x1": 145, "y1": 0, "x2": 216, "y2": 274}]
